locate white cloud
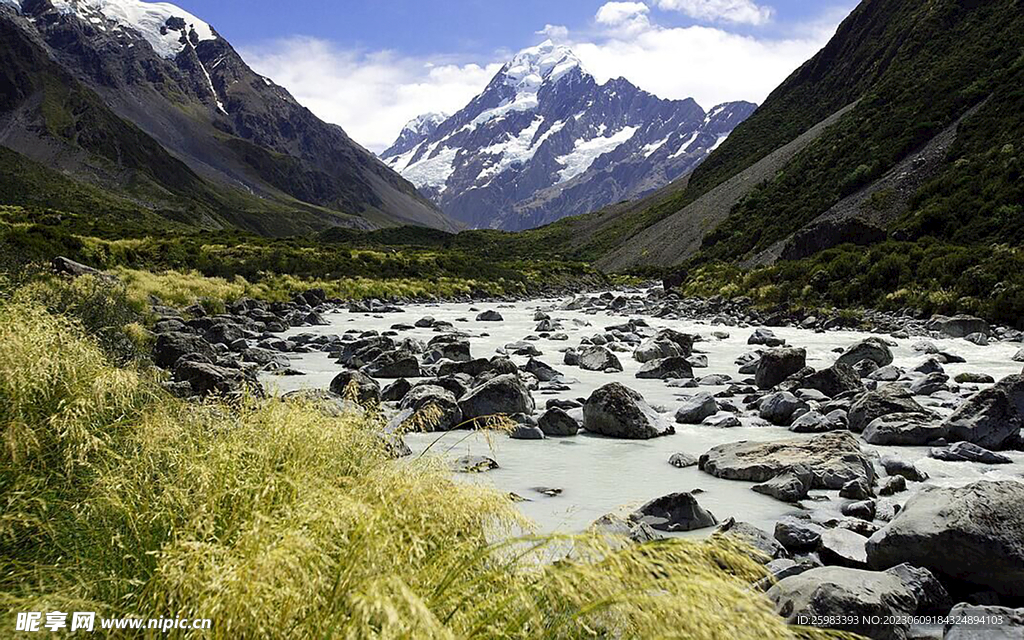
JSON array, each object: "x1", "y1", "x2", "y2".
[
  {"x1": 239, "y1": 37, "x2": 502, "y2": 153},
  {"x1": 536, "y1": 24, "x2": 570, "y2": 42},
  {"x1": 566, "y1": 2, "x2": 843, "y2": 109},
  {"x1": 595, "y1": 2, "x2": 652, "y2": 36},
  {"x1": 655, "y1": 0, "x2": 774, "y2": 26}
]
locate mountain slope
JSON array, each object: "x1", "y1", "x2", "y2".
[
  {"x1": 382, "y1": 42, "x2": 754, "y2": 231},
  {"x1": 0, "y1": 0, "x2": 456, "y2": 234},
  {"x1": 552, "y1": 0, "x2": 1024, "y2": 271}
]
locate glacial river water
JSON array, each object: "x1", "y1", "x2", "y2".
[{"x1": 260, "y1": 292, "x2": 1024, "y2": 537}]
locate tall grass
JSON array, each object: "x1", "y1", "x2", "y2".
[{"x1": 0, "y1": 292, "x2": 832, "y2": 638}]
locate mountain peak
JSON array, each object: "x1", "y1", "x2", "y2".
[
  {"x1": 45, "y1": 0, "x2": 217, "y2": 58},
  {"x1": 501, "y1": 40, "x2": 585, "y2": 89},
  {"x1": 401, "y1": 112, "x2": 448, "y2": 137}
]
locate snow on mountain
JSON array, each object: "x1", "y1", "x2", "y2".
[
  {"x1": 381, "y1": 41, "x2": 757, "y2": 231},
  {"x1": 48, "y1": 0, "x2": 216, "y2": 58}
]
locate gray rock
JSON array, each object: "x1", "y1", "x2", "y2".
[
  {"x1": 522, "y1": 358, "x2": 562, "y2": 382},
  {"x1": 836, "y1": 338, "x2": 895, "y2": 368},
  {"x1": 879, "y1": 476, "x2": 907, "y2": 496},
  {"x1": 944, "y1": 604, "x2": 1024, "y2": 639},
  {"x1": 537, "y1": 407, "x2": 580, "y2": 437},
  {"x1": 631, "y1": 492, "x2": 717, "y2": 532},
  {"x1": 674, "y1": 393, "x2": 719, "y2": 424},
  {"x1": 590, "y1": 514, "x2": 660, "y2": 545},
  {"x1": 475, "y1": 310, "x2": 503, "y2": 322},
  {"x1": 668, "y1": 452, "x2": 698, "y2": 468},
  {"x1": 840, "y1": 479, "x2": 874, "y2": 500},
  {"x1": 752, "y1": 466, "x2": 813, "y2": 503},
  {"x1": 381, "y1": 378, "x2": 412, "y2": 402},
  {"x1": 929, "y1": 441, "x2": 1012, "y2": 464},
  {"x1": 759, "y1": 391, "x2": 809, "y2": 426},
  {"x1": 849, "y1": 385, "x2": 933, "y2": 432},
  {"x1": 699, "y1": 431, "x2": 875, "y2": 489},
  {"x1": 866, "y1": 481, "x2": 1024, "y2": 597},
  {"x1": 942, "y1": 375, "x2": 1024, "y2": 450},
  {"x1": 459, "y1": 374, "x2": 535, "y2": 423},
  {"x1": 578, "y1": 346, "x2": 623, "y2": 372},
  {"x1": 755, "y1": 347, "x2": 807, "y2": 390},
  {"x1": 398, "y1": 385, "x2": 463, "y2": 431},
  {"x1": 715, "y1": 518, "x2": 787, "y2": 562},
  {"x1": 452, "y1": 455, "x2": 499, "y2": 473},
  {"x1": 583, "y1": 383, "x2": 674, "y2": 439},
  {"x1": 842, "y1": 500, "x2": 877, "y2": 521},
  {"x1": 801, "y1": 363, "x2": 864, "y2": 397},
  {"x1": 768, "y1": 567, "x2": 916, "y2": 640},
  {"x1": 633, "y1": 339, "x2": 682, "y2": 363},
  {"x1": 863, "y1": 412, "x2": 947, "y2": 445},
  {"x1": 635, "y1": 356, "x2": 694, "y2": 380},
  {"x1": 748, "y1": 327, "x2": 785, "y2": 347},
  {"x1": 329, "y1": 369, "x2": 382, "y2": 404},
  {"x1": 363, "y1": 350, "x2": 421, "y2": 378},
  {"x1": 881, "y1": 455, "x2": 929, "y2": 482},
  {"x1": 928, "y1": 315, "x2": 989, "y2": 339},
  {"x1": 774, "y1": 518, "x2": 824, "y2": 552},
  {"x1": 153, "y1": 331, "x2": 216, "y2": 368},
  {"x1": 886, "y1": 563, "x2": 951, "y2": 615},
  {"x1": 702, "y1": 412, "x2": 741, "y2": 428},
  {"x1": 819, "y1": 528, "x2": 869, "y2": 569},
  {"x1": 510, "y1": 425, "x2": 545, "y2": 440}
]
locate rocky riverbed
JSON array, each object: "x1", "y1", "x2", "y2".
[{"x1": 149, "y1": 286, "x2": 1024, "y2": 639}]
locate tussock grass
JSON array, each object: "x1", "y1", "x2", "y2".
[{"x1": 0, "y1": 293, "x2": 834, "y2": 638}]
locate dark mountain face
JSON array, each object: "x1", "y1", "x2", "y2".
[
  {"x1": 381, "y1": 41, "x2": 755, "y2": 231},
  {"x1": 0, "y1": 0, "x2": 457, "y2": 234}
]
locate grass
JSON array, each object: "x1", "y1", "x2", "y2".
[{"x1": 0, "y1": 283, "x2": 842, "y2": 638}]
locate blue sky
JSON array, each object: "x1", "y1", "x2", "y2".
[{"x1": 173, "y1": 1, "x2": 857, "y2": 151}]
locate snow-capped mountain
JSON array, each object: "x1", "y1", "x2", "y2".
[
  {"x1": 381, "y1": 41, "x2": 757, "y2": 230},
  {"x1": 0, "y1": 0, "x2": 454, "y2": 233}
]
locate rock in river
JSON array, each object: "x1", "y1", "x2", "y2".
[
  {"x1": 848, "y1": 385, "x2": 933, "y2": 433},
  {"x1": 583, "y1": 383, "x2": 674, "y2": 439},
  {"x1": 674, "y1": 393, "x2": 719, "y2": 424},
  {"x1": 459, "y1": 374, "x2": 535, "y2": 424},
  {"x1": 835, "y1": 337, "x2": 894, "y2": 369},
  {"x1": 941, "y1": 374, "x2": 1024, "y2": 450},
  {"x1": 862, "y1": 412, "x2": 946, "y2": 446},
  {"x1": 755, "y1": 347, "x2": 807, "y2": 390},
  {"x1": 631, "y1": 492, "x2": 717, "y2": 532},
  {"x1": 866, "y1": 481, "x2": 1024, "y2": 597},
  {"x1": 699, "y1": 431, "x2": 875, "y2": 490},
  {"x1": 329, "y1": 369, "x2": 382, "y2": 404},
  {"x1": 537, "y1": 407, "x2": 580, "y2": 437},
  {"x1": 578, "y1": 346, "x2": 623, "y2": 372},
  {"x1": 635, "y1": 356, "x2": 694, "y2": 380}
]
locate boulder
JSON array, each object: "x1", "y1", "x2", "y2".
[
  {"x1": 452, "y1": 455, "x2": 498, "y2": 473},
  {"x1": 699, "y1": 431, "x2": 875, "y2": 490},
  {"x1": 928, "y1": 314, "x2": 989, "y2": 339},
  {"x1": 668, "y1": 452, "x2": 698, "y2": 468},
  {"x1": 748, "y1": 328, "x2": 785, "y2": 347},
  {"x1": 578, "y1": 346, "x2": 623, "y2": 372},
  {"x1": 819, "y1": 528, "x2": 869, "y2": 569},
  {"x1": 836, "y1": 338, "x2": 894, "y2": 368},
  {"x1": 866, "y1": 481, "x2": 1024, "y2": 597},
  {"x1": 929, "y1": 442, "x2": 1012, "y2": 464},
  {"x1": 755, "y1": 348, "x2": 807, "y2": 390},
  {"x1": 942, "y1": 375, "x2": 1024, "y2": 450},
  {"x1": 475, "y1": 310, "x2": 503, "y2": 322},
  {"x1": 583, "y1": 383, "x2": 674, "y2": 439},
  {"x1": 702, "y1": 412, "x2": 741, "y2": 428},
  {"x1": 633, "y1": 339, "x2": 681, "y2": 363},
  {"x1": 590, "y1": 514, "x2": 660, "y2": 546},
  {"x1": 652, "y1": 328, "x2": 695, "y2": 356},
  {"x1": 800, "y1": 363, "x2": 864, "y2": 397},
  {"x1": 774, "y1": 518, "x2": 824, "y2": 552},
  {"x1": 759, "y1": 391, "x2": 809, "y2": 426},
  {"x1": 510, "y1": 425, "x2": 545, "y2": 440},
  {"x1": 944, "y1": 604, "x2": 1024, "y2": 639},
  {"x1": 459, "y1": 374, "x2": 535, "y2": 423},
  {"x1": 714, "y1": 518, "x2": 787, "y2": 561},
  {"x1": 399, "y1": 385, "x2": 463, "y2": 432},
  {"x1": 381, "y1": 378, "x2": 413, "y2": 402},
  {"x1": 363, "y1": 350, "x2": 421, "y2": 378},
  {"x1": 329, "y1": 370, "x2": 382, "y2": 404},
  {"x1": 881, "y1": 456, "x2": 929, "y2": 482},
  {"x1": 537, "y1": 408, "x2": 580, "y2": 437},
  {"x1": 631, "y1": 492, "x2": 717, "y2": 532},
  {"x1": 153, "y1": 331, "x2": 216, "y2": 368},
  {"x1": 752, "y1": 466, "x2": 813, "y2": 503},
  {"x1": 172, "y1": 360, "x2": 252, "y2": 397},
  {"x1": 886, "y1": 563, "x2": 951, "y2": 615},
  {"x1": 635, "y1": 356, "x2": 694, "y2": 380},
  {"x1": 768, "y1": 567, "x2": 916, "y2": 640},
  {"x1": 862, "y1": 412, "x2": 947, "y2": 446},
  {"x1": 674, "y1": 393, "x2": 719, "y2": 424},
  {"x1": 848, "y1": 386, "x2": 933, "y2": 432},
  {"x1": 523, "y1": 358, "x2": 562, "y2": 382}
]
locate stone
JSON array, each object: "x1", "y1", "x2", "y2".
[
  {"x1": 748, "y1": 327, "x2": 785, "y2": 347},
  {"x1": 631, "y1": 492, "x2": 717, "y2": 532},
  {"x1": 699, "y1": 432, "x2": 875, "y2": 490},
  {"x1": 510, "y1": 425, "x2": 545, "y2": 440},
  {"x1": 475, "y1": 310, "x2": 503, "y2": 322},
  {"x1": 840, "y1": 479, "x2": 874, "y2": 500},
  {"x1": 329, "y1": 369, "x2": 382, "y2": 404},
  {"x1": 459, "y1": 374, "x2": 535, "y2": 423},
  {"x1": 941, "y1": 375, "x2": 1024, "y2": 449},
  {"x1": 862, "y1": 412, "x2": 947, "y2": 445},
  {"x1": 578, "y1": 346, "x2": 623, "y2": 372},
  {"x1": 583, "y1": 383, "x2": 674, "y2": 439},
  {"x1": 800, "y1": 363, "x2": 864, "y2": 398},
  {"x1": 842, "y1": 500, "x2": 877, "y2": 521},
  {"x1": 153, "y1": 331, "x2": 216, "y2": 368},
  {"x1": 768, "y1": 567, "x2": 916, "y2": 640},
  {"x1": 397, "y1": 385, "x2": 464, "y2": 432},
  {"x1": 866, "y1": 481, "x2": 1024, "y2": 597},
  {"x1": 381, "y1": 378, "x2": 413, "y2": 402},
  {"x1": 836, "y1": 338, "x2": 895, "y2": 369},
  {"x1": 635, "y1": 356, "x2": 694, "y2": 380},
  {"x1": 752, "y1": 466, "x2": 813, "y2": 503},
  {"x1": 879, "y1": 476, "x2": 907, "y2": 496},
  {"x1": 759, "y1": 391, "x2": 809, "y2": 426},
  {"x1": 943, "y1": 604, "x2": 1024, "y2": 639},
  {"x1": 955, "y1": 372, "x2": 996, "y2": 384},
  {"x1": 590, "y1": 514, "x2": 660, "y2": 545},
  {"x1": 537, "y1": 407, "x2": 580, "y2": 437},
  {"x1": 523, "y1": 358, "x2": 562, "y2": 382},
  {"x1": 928, "y1": 314, "x2": 989, "y2": 339},
  {"x1": 881, "y1": 456, "x2": 929, "y2": 482},
  {"x1": 363, "y1": 350, "x2": 420, "y2": 378},
  {"x1": 911, "y1": 372, "x2": 950, "y2": 396},
  {"x1": 668, "y1": 452, "x2": 698, "y2": 468},
  {"x1": 886, "y1": 563, "x2": 951, "y2": 615},
  {"x1": 452, "y1": 455, "x2": 499, "y2": 473},
  {"x1": 633, "y1": 339, "x2": 682, "y2": 363},
  {"x1": 702, "y1": 412, "x2": 741, "y2": 428},
  {"x1": 714, "y1": 518, "x2": 787, "y2": 562},
  {"x1": 929, "y1": 441, "x2": 1012, "y2": 464},
  {"x1": 172, "y1": 360, "x2": 252, "y2": 397},
  {"x1": 774, "y1": 518, "x2": 824, "y2": 552},
  {"x1": 848, "y1": 386, "x2": 933, "y2": 432},
  {"x1": 818, "y1": 528, "x2": 869, "y2": 569},
  {"x1": 674, "y1": 393, "x2": 719, "y2": 424},
  {"x1": 755, "y1": 348, "x2": 807, "y2": 390}
]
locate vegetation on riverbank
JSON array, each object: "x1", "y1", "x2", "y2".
[
  {"x1": 679, "y1": 240, "x2": 1024, "y2": 328},
  {"x1": 0, "y1": 278, "x2": 836, "y2": 639}
]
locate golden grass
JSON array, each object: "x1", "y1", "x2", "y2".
[{"x1": 0, "y1": 293, "x2": 839, "y2": 639}]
